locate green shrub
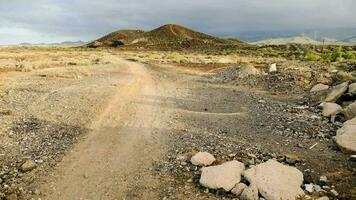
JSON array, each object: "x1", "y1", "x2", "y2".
[{"x1": 305, "y1": 50, "x2": 320, "y2": 61}]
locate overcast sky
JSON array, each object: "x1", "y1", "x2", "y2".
[{"x1": 0, "y1": 0, "x2": 355, "y2": 44}]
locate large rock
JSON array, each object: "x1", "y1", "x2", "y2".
[
  {"x1": 344, "y1": 101, "x2": 356, "y2": 120},
  {"x1": 349, "y1": 82, "x2": 356, "y2": 95},
  {"x1": 336, "y1": 117, "x2": 356, "y2": 153},
  {"x1": 322, "y1": 103, "x2": 343, "y2": 117},
  {"x1": 190, "y1": 152, "x2": 216, "y2": 166},
  {"x1": 243, "y1": 159, "x2": 304, "y2": 200},
  {"x1": 310, "y1": 83, "x2": 329, "y2": 93},
  {"x1": 200, "y1": 160, "x2": 245, "y2": 191},
  {"x1": 325, "y1": 82, "x2": 348, "y2": 102}
]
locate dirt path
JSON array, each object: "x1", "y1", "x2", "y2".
[{"x1": 38, "y1": 60, "x2": 168, "y2": 199}]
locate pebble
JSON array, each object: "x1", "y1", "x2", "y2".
[
  {"x1": 20, "y1": 160, "x2": 37, "y2": 172},
  {"x1": 304, "y1": 184, "x2": 314, "y2": 193},
  {"x1": 330, "y1": 189, "x2": 338, "y2": 196}
]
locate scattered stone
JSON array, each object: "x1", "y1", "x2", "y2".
[
  {"x1": 350, "y1": 155, "x2": 356, "y2": 162},
  {"x1": 200, "y1": 160, "x2": 245, "y2": 191},
  {"x1": 349, "y1": 82, "x2": 356, "y2": 95},
  {"x1": 269, "y1": 63, "x2": 277, "y2": 73},
  {"x1": 322, "y1": 103, "x2": 342, "y2": 117},
  {"x1": 231, "y1": 183, "x2": 247, "y2": 196},
  {"x1": 20, "y1": 160, "x2": 37, "y2": 172},
  {"x1": 240, "y1": 185, "x2": 259, "y2": 200},
  {"x1": 310, "y1": 84, "x2": 329, "y2": 93},
  {"x1": 344, "y1": 101, "x2": 356, "y2": 120},
  {"x1": 243, "y1": 159, "x2": 304, "y2": 200},
  {"x1": 190, "y1": 152, "x2": 216, "y2": 166},
  {"x1": 325, "y1": 82, "x2": 348, "y2": 102},
  {"x1": 319, "y1": 176, "x2": 328, "y2": 184},
  {"x1": 314, "y1": 184, "x2": 323, "y2": 193},
  {"x1": 6, "y1": 193, "x2": 18, "y2": 200},
  {"x1": 330, "y1": 189, "x2": 339, "y2": 196},
  {"x1": 317, "y1": 197, "x2": 329, "y2": 200},
  {"x1": 285, "y1": 154, "x2": 300, "y2": 165},
  {"x1": 336, "y1": 117, "x2": 356, "y2": 153},
  {"x1": 305, "y1": 184, "x2": 314, "y2": 193}
]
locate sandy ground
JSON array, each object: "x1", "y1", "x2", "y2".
[{"x1": 0, "y1": 49, "x2": 354, "y2": 199}]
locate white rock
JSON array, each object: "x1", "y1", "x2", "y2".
[
  {"x1": 231, "y1": 183, "x2": 247, "y2": 196},
  {"x1": 310, "y1": 84, "x2": 329, "y2": 93},
  {"x1": 304, "y1": 184, "x2": 314, "y2": 193},
  {"x1": 240, "y1": 185, "x2": 259, "y2": 200},
  {"x1": 349, "y1": 82, "x2": 356, "y2": 95},
  {"x1": 336, "y1": 117, "x2": 356, "y2": 153},
  {"x1": 243, "y1": 159, "x2": 304, "y2": 200},
  {"x1": 190, "y1": 152, "x2": 216, "y2": 166},
  {"x1": 322, "y1": 103, "x2": 343, "y2": 117},
  {"x1": 317, "y1": 197, "x2": 329, "y2": 200},
  {"x1": 325, "y1": 82, "x2": 348, "y2": 102},
  {"x1": 344, "y1": 101, "x2": 356, "y2": 120},
  {"x1": 269, "y1": 63, "x2": 277, "y2": 73},
  {"x1": 200, "y1": 160, "x2": 245, "y2": 191}
]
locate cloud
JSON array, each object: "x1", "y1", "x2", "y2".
[{"x1": 0, "y1": 0, "x2": 355, "y2": 44}]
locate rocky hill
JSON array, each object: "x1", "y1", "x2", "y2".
[{"x1": 88, "y1": 24, "x2": 246, "y2": 50}]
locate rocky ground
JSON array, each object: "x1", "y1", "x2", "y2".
[{"x1": 0, "y1": 48, "x2": 355, "y2": 199}]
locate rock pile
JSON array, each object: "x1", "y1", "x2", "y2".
[
  {"x1": 191, "y1": 152, "x2": 306, "y2": 200},
  {"x1": 310, "y1": 82, "x2": 356, "y2": 153}
]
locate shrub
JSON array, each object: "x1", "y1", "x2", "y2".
[{"x1": 305, "y1": 50, "x2": 320, "y2": 61}]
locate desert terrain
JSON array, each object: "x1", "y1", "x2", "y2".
[{"x1": 0, "y1": 25, "x2": 355, "y2": 200}]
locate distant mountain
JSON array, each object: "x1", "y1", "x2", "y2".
[
  {"x1": 18, "y1": 40, "x2": 86, "y2": 47},
  {"x1": 88, "y1": 24, "x2": 246, "y2": 50},
  {"x1": 250, "y1": 36, "x2": 320, "y2": 45}
]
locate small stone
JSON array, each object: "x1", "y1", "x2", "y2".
[
  {"x1": 20, "y1": 160, "x2": 37, "y2": 172},
  {"x1": 305, "y1": 184, "x2": 314, "y2": 193},
  {"x1": 350, "y1": 155, "x2": 356, "y2": 162},
  {"x1": 269, "y1": 63, "x2": 277, "y2": 73},
  {"x1": 231, "y1": 183, "x2": 247, "y2": 196},
  {"x1": 240, "y1": 185, "x2": 259, "y2": 200},
  {"x1": 314, "y1": 184, "x2": 323, "y2": 193},
  {"x1": 191, "y1": 152, "x2": 216, "y2": 166},
  {"x1": 319, "y1": 176, "x2": 328, "y2": 184},
  {"x1": 310, "y1": 84, "x2": 329, "y2": 93},
  {"x1": 317, "y1": 197, "x2": 329, "y2": 200},
  {"x1": 6, "y1": 193, "x2": 17, "y2": 200},
  {"x1": 330, "y1": 189, "x2": 338, "y2": 196},
  {"x1": 285, "y1": 154, "x2": 300, "y2": 165}
]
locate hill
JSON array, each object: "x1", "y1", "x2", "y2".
[
  {"x1": 250, "y1": 36, "x2": 320, "y2": 45},
  {"x1": 88, "y1": 24, "x2": 246, "y2": 50}
]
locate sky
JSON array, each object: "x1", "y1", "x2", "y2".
[{"x1": 0, "y1": 0, "x2": 356, "y2": 44}]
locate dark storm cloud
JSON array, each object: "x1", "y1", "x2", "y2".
[{"x1": 0, "y1": 0, "x2": 355, "y2": 44}]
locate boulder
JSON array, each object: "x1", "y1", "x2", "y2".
[
  {"x1": 231, "y1": 183, "x2": 247, "y2": 196},
  {"x1": 269, "y1": 63, "x2": 277, "y2": 73},
  {"x1": 200, "y1": 160, "x2": 245, "y2": 191},
  {"x1": 243, "y1": 159, "x2": 304, "y2": 200},
  {"x1": 322, "y1": 103, "x2": 343, "y2": 117},
  {"x1": 344, "y1": 101, "x2": 356, "y2": 120},
  {"x1": 190, "y1": 152, "x2": 216, "y2": 166},
  {"x1": 349, "y1": 82, "x2": 356, "y2": 95},
  {"x1": 20, "y1": 160, "x2": 37, "y2": 172},
  {"x1": 336, "y1": 117, "x2": 356, "y2": 153},
  {"x1": 240, "y1": 185, "x2": 259, "y2": 200},
  {"x1": 310, "y1": 84, "x2": 329, "y2": 93},
  {"x1": 325, "y1": 82, "x2": 348, "y2": 102},
  {"x1": 88, "y1": 41, "x2": 102, "y2": 48}
]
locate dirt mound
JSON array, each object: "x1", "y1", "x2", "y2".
[{"x1": 89, "y1": 24, "x2": 247, "y2": 50}]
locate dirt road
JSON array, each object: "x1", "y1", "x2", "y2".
[{"x1": 35, "y1": 59, "x2": 172, "y2": 199}]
